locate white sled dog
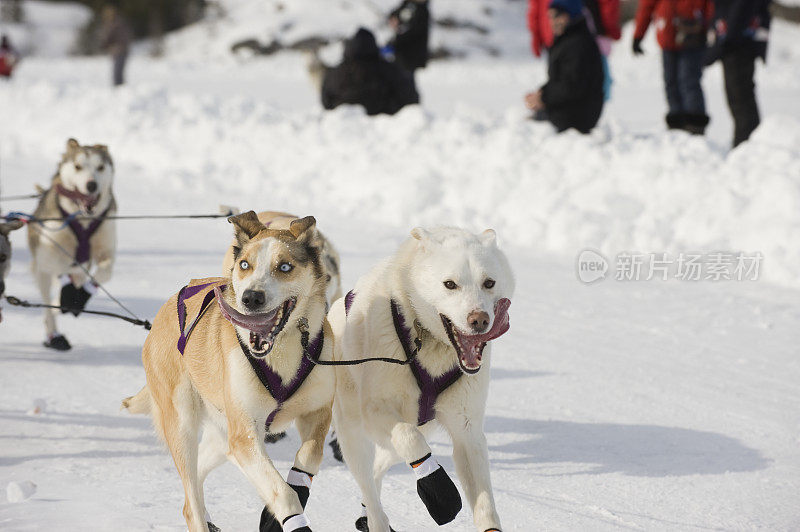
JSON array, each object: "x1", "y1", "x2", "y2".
[
  {"x1": 0, "y1": 219, "x2": 25, "y2": 323},
  {"x1": 123, "y1": 211, "x2": 334, "y2": 532},
  {"x1": 329, "y1": 226, "x2": 514, "y2": 532},
  {"x1": 27, "y1": 138, "x2": 117, "y2": 350}
]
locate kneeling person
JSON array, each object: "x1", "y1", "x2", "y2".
[{"x1": 525, "y1": 0, "x2": 605, "y2": 134}]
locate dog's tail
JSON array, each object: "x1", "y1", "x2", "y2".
[{"x1": 122, "y1": 386, "x2": 151, "y2": 415}]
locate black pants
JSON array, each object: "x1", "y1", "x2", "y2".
[{"x1": 722, "y1": 46, "x2": 760, "y2": 147}]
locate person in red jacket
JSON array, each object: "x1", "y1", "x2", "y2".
[
  {"x1": 0, "y1": 35, "x2": 19, "y2": 79},
  {"x1": 633, "y1": 0, "x2": 712, "y2": 134}
]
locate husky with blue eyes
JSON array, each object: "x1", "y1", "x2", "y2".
[
  {"x1": 328, "y1": 226, "x2": 515, "y2": 532},
  {"x1": 123, "y1": 211, "x2": 334, "y2": 532}
]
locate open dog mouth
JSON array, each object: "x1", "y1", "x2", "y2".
[
  {"x1": 56, "y1": 184, "x2": 99, "y2": 214},
  {"x1": 214, "y1": 287, "x2": 296, "y2": 357},
  {"x1": 440, "y1": 298, "x2": 511, "y2": 374}
]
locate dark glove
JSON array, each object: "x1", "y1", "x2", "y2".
[
  {"x1": 60, "y1": 283, "x2": 93, "y2": 316},
  {"x1": 632, "y1": 38, "x2": 644, "y2": 56}
]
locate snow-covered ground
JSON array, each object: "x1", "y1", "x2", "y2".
[{"x1": 1, "y1": 1, "x2": 800, "y2": 530}]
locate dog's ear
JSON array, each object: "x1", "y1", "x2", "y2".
[
  {"x1": 93, "y1": 145, "x2": 113, "y2": 166},
  {"x1": 0, "y1": 219, "x2": 24, "y2": 236},
  {"x1": 289, "y1": 216, "x2": 317, "y2": 240},
  {"x1": 479, "y1": 229, "x2": 497, "y2": 247},
  {"x1": 66, "y1": 138, "x2": 80, "y2": 152},
  {"x1": 411, "y1": 227, "x2": 431, "y2": 243},
  {"x1": 228, "y1": 211, "x2": 264, "y2": 244}
]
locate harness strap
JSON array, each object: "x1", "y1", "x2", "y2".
[
  {"x1": 176, "y1": 281, "x2": 220, "y2": 355},
  {"x1": 57, "y1": 204, "x2": 111, "y2": 264},
  {"x1": 344, "y1": 289, "x2": 356, "y2": 316},
  {"x1": 390, "y1": 299, "x2": 462, "y2": 426},
  {"x1": 237, "y1": 329, "x2": 324, "y2": 433}
]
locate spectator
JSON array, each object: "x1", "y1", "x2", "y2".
[
  {"x1": 100, "y1": 6, "x2": 132, "y2": 86},
  {"x1": 321, "y1": 28, "x2": 419, "y2": 116},
  {"x1": 387, "y1": 0, "x2": 430, "y2": 73},
  {"x1": 633, "y1": 0, "x2": 712, "y2": 135},
  {"x1": 0, "y1": 34, "x2": 19, "y2": 79},
  {"x1": 524, "y1": 0, "x2": 605, "y2": 134},
  {"x1": 584, "y1": 0, "x2": 621, "y2": 101},
  {"x1": 705, "y1": 0, "x2": 771, "y2": 147}
]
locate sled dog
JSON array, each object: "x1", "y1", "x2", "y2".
[
  {"x1": 0, "y1": 219, "x2": 25, "y2": 323},
  {"x1": 124, "y1": 211, "x2": 334, "y2": 532},
  {"x1": 222, "y1": 211, "x2": 342, "y2": 308},
  {"x1": 329, "y1": 226, "x2": 514, "y2": 532},
  {"x1": 27, "y1": 138, "x2": 117, "y2": 350}
]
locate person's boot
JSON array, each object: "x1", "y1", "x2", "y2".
[
  {"x1": 683, "y1": 113, "x2": 710, "y2": 135},
  {"x1": 665, "y1": 113, "x2": 685, "y2": 130}
]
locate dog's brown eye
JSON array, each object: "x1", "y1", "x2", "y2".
[
  {"x1": 443, "y1": 280, "x2": 458, "y2": 290},
  {"x1": 239, "y1": 260, "x2": 250, "y2": 270},
  {"x1": 326, "y1": 274, "x2": 332, "y2": 282},
  {"x1": 74, "y1": 163, "x2": 83, "y2": 171},
  {"x1": 483, "y1": 279, "x2": 495, "y2": 289},
  {"x1": 0, "y1": 254, "x2": 6, "y2": 262},
  {"x1": 97, "y1": 164, "x2": 104, "y2": 172},
  {"x1": 279, "y1": 262, "x2": 293, "y2": 273}
]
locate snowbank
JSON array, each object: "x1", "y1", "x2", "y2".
[
  {"x1": 2, "y1": 78, "x2": 798, "y2": 287},
  {"x1": 0, "y1": 1, "x2": 91, "y2": 57}
]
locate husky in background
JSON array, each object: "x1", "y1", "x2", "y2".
[
  {"x1": 124, "y1": 212, "x2": 334, "y2": 532},
  {"x1": 0, "y1": 219, "x2": 25, "y2": 323},
  {"x1": 329, "y1": 226, "x2": 514, "y2": 532},
  {"x1": 27, "y1": 138, "x2": 117, "y2": 350}
]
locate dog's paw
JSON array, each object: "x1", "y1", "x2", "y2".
[
  {"x1": 44, "y1": 334, "x2": 71, "y2": 351},
  {"x1": 59, "y1": 283, "x2": 92, "y2": 316},
  {"x1": 207, "y1": 522, "x2": 221, "y2": 532},
  {"x1": 328, "y1": 437, "x2": 343, "y2": 462},
  {"x1": 411, "y1": 454, "x2": 462, "y2": 525},
  {"x1": 259, "y1": 473, "x2": 312, "y2": 532},
  {"x1": 354, "y1": 516, "x2": 397, "y2": 532}
]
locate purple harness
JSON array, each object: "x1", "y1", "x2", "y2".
[
  {"x1": 57, "y1": 205, "x2": 111, "y2": 264},
  {"x1": 176, "y1": 281, "x2": 220, "y2": 355},
  {"x1": 174, "y1": 280, "x2": 324, "y2": 433},
  {"x1": 345, "y1": 290, "x2": 462, "y2": 426},
  {"x1": 237, "y1": 330, "x2": 324, "y2": 433}
]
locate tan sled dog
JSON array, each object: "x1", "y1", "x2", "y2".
[
  {"x1": 222, "y1": 211, "x2": 342, "y2": 308},
  {"x1": 123, "y1": 211, "x2": 334, "y2": 532},
  {"x1": 27, "y1": 138, "x2": 117, "y2": 350}
]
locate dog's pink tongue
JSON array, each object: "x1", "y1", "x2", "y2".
[
  {"x1": 456, "y1": 298, "x2": 511, "y2": 367},
  {"x1": 214, "y1": 287, "x2": 276, "y2": 334}
]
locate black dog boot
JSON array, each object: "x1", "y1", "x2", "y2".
[
  {"x1": 264, "y1": 431, "x2": 287, "y2": 444},
  {"x1": 354, "y1": 505, "x2": 397, "y2": 532},
  {"x1": 59, "y1": 278, "x2": 94, "y2": 317},
  {"x1": 411, "y1": 453, "x2": 462, "y2": 525},
  {"x1": 44, "y1": 334, "x2": 71, "y2": 351},
  {"x1": 259, "y1": 468, "x2": 313, "y2": 532},
  {"x1": 207, "y1": 522, "x2": 221, "y2": 532},
  {"x1": 328, "y1": 434, "x2": 343, "y2": 462},
  {"x1": 281, "y1": 514, "x2": 311, "y2": 532}
]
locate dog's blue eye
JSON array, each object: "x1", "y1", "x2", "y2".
[
  {"x1": 239, "y1": 260, "x2": 250, "y2": 270},
  {"x1": 279, "y1": 262, "x2": 293, "y2": 273},
  {"x1": 443, "y1": 280, "x2": 458, "y2": 290}
]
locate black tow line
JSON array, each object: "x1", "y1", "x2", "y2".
[
  {"x1": 297, "y1": 318, "x2": 421, "y2": 366},
  {"x1": 4, "y1": 296, "x2": 152, "y2": 330}
]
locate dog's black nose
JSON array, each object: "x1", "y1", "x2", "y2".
[
  {"x1": 0, "y1": 280, "x2": 5, "y2": 297},
  {"x1": 467, "y1": 310, "x2": 490, "y2": 333},
  {"x1": 241, "y1": 289, "x2": 265, "y2": 311},
  {"x1": 86, "y1": 181, "x2": 98, "y2": 193}
]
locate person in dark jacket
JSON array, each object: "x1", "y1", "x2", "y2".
[
  {"x1": 321, "y1": 28, "x2": 419, "y2": 116},
  {"x1": 705, "y1": 0, "x2": 771, "y2": 147},
  {"x1": 387, "y1": 0, "x2": 430, "y2": 73},
  {"x1": 100, "y1": 6, "x2": 132, "y2": 86},
  {"x1": 633, "y1": 0, "x2": 712, "y2": 134},
  {"x1": 525, "y1": 0, "x2": 605, "y2": 134}
]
